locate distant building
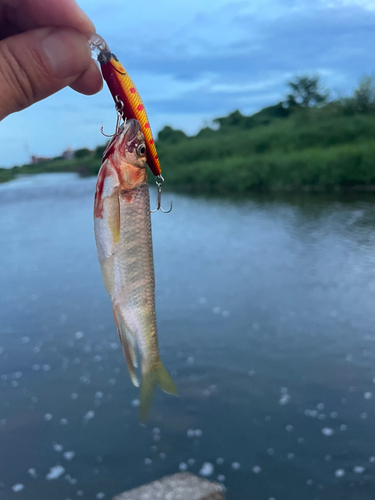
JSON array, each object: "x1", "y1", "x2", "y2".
[
  {"x1": 31, "y1": 155, "x2": 51, "y2": 164},
  {"x1": 62, "y1": 147, "x2": 74, "y2": 160}
]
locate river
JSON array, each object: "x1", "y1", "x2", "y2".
[{"x1": 1, "y1": 173, "x2": 375, "y2": 500}]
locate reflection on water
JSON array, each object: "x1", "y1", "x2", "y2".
[{"x1": 1, "y1": 173, "x2": 375, "y2": 500}]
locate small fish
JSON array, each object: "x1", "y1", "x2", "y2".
[{"x1": 94, "y1": 119, "x2": 177, "y2": 421}]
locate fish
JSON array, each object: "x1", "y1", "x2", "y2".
[{"x1": 93, "y1": 118, "x2": 177, "y2": 421}]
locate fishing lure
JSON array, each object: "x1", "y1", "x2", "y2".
[{"x1": 90, "y1": 35, "x2": 164, "y2": 175}]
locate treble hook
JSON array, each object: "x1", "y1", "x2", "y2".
[
  {"x1": 100, "y1": 96, "x2": 125, "y2": 138},
  {"x1": 151, "y1": 175, "x2": 172, "y2": 213}
]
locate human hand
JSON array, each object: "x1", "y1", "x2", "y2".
[{"x1": 0, "y1": 0, "x2": 102, "y2": 120}]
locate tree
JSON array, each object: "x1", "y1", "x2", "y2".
[
  {"x1": 94, "y1": 143, "x2": 108, "y2": 158},
  {"x1": 74, "y1": 148, "x2": 92, "y2": 159},
  {"x1": 157, "y1": 126, "x2": 187, "y2": 144},
  {"x1": 286, "y1": 75, "x2": 328, "y2": 108},
  {"x1": 353, "y1": 75, "x2": 375, "y2": 112},
  {"x1": 213, "y1": 110, "x2": 247, "y2": 128}
]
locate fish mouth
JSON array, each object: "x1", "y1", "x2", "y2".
[
  {"x1": 102, "y1": 119, "x2": 143, "y2": 162},
  {"x1": 121, "y1": 119, "x2": 141, "y2": 144},
  {"x1": 122, "y1": 120, "x2": 145, "y2": 155}
]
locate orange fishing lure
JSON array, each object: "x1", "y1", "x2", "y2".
[{"x1": 90, "y1": 35, "x2": 161, "y2": 177}]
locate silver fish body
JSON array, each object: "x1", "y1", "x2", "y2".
[{"x1": 94, "y1": 119, "x2": 176, "y2": 421}]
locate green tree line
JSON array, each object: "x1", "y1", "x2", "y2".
[{"x1": 2, "y1": 74, "x2": 375, "y2": 191}]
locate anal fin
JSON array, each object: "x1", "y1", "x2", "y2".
[{"x1": 113, "y1": 306, "x2": 139, "y2": 387}]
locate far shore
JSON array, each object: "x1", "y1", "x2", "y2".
[{"x1": 3, "y1": 93, "x2": 375, "y2": 193}]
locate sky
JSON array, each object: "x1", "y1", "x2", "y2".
[{"x1": 1, "y1": 0, "x2": 375, "y2": 167}]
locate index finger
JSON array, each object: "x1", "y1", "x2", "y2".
[{"x1": 1, "y1": 0, "x2": 95, "y2": 36}]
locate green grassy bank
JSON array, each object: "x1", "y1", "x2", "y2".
[
  {"x1": 3, "y1": 97, "x2": 375, "y2": 193},
  {"x1": 157, "y1": 105, "x2": 375, "y2": 192}
]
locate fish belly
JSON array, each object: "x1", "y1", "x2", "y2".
[{"x1": 113, "y1": 182, "x2": 159, "y2": 370}]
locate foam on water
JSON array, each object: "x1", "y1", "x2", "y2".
[
  {"x1": 199, "y1": 462, "x2": 214, "y2": 476},
  {"x1": 46, "y1": 466, "x2": 65, "y2": 480},
  {"x1": 12, "y1": 484, "x2": 24, "y2": 492}
]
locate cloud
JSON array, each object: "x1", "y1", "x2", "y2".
[
  {"x1": 100, "y1": 0, "x2": 375, "y2": 109},
  {"x1": 322, "y1": 0, "x2": 375, "y2": 10},
  {"x1": 100, "y1": 1, "x2": 375, "y2": 125},
  {"x1": 96, "y1": 0, "x2": 375, "y2": 134}
]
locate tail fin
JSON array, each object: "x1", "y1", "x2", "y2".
[{"x1": 140, "y1": 362, "x2": 177, "y2": 423}]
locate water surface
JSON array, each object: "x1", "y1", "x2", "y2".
[{"x1": 1, "y1": 174, "x2": 375, "y2": 500}]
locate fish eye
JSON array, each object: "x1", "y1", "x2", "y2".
[{"x1": 136, "y1": 144, "x2": 146, "y2": 157}]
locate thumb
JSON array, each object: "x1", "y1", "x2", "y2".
[{"x1": 0, "y1": 27, "x2": 96, "y2": 120}]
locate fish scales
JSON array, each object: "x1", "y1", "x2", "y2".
[{"x1": 116, "y1": 183, "x2": 158, "y2": 362}]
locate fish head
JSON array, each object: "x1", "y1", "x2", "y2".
[{"x1": 103, "y1": 119, "x2": 147, "y2": 170}]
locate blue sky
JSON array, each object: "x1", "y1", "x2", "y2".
[{"x1": 1, "y1": 0, "x2": 375, "y2": 167}]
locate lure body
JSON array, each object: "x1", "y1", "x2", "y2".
[
  {"x1": 99, "y1": 54, "x2": 161, "y2": 177},
  {"x1": 94, "y1": 119, "x2": 176, "y2": 420}
]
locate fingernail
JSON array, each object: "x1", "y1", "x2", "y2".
[{"x1": 42, "y1": 29, "x2": 91, "y2": 79}]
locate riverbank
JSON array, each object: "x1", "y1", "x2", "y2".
[{"x1": 3, "y1": 101, "x2": 375, "y2": 192}]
